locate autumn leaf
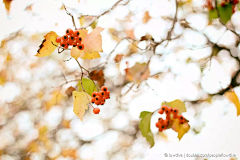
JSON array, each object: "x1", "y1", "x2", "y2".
[
  {"x1": 142, "y1": 11, "x2": 151, "y2": 24},
  {"x1": 35, "y1": 31, "x2": 59, "y2": 57},
  {"x1": 125, "y1": 30, "x2": 135, "y2": 39},
  {"x1": 178, "y1": 0, "x2": 192, "y2": 6},
  {"x1": 3, "y1": 0, "x2": 12, "y2": 12},
  {"x1": 77, "y1": 78, "x2": 97, "y2": 96},
  {"x1": 45, "y1": 89, "x2": 65, "y2": 111},
  {"x1": 139, "y1": 111, "x2": 155, "y2": 147},
  {"x1": 225, "y1": 91, "x2": 240, "y2": 116},
  {"x1": 65, "y1": 86, "x2": 76, "y2": 97},
  {"x1": 45, "y1": 90, "x2": 64, "y2": 110},
  {"x1": 73, "y1": 91, "x2": 91, "y2": 121},
  {"x1": 127, "y1": 41, "x2": 139, "y2": 56},
  {"x1": 61, "y1": 149, "x2": 76, "y2": 158},
  {"x1": 90, "y1": 70, "x2": 105, "y2": 87},
  {"x1": 71, "y1": 27, "x2": 104, "y2": 60},
  {"x1": 114, "y1": 54, "x2": 124, "y2": 63},
  {"x1": 171, "y1": 118, "x2": 190, "y2": 140},
  {"x1": 126, "y1": 62, "x2": 150, "y2": 83},
  {"x1": 162, "y1": 99, "x2": 190, "y2": 140},
  {"x1": 108, "y1": 28, "x2": 121, "y2": 42},
  {"x1": 163, "y1": 99, "x2": 187, "y2": 116}
]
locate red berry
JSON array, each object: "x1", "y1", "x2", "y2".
[
  {"x1": 161, "y1": 105, "x2": 167, "y2": 112},
  {"x1": 56, "y1": 37, "x2": 61, "y2": 43},
  {"x1": 67, "y1": 40, "x2": 73, "y2": 45},
  {"x1": 77, "y1": 44, "x2": 84, "y2": 50},
  {"x1": 158, "y1": 118, "x2": 164, "y2": 124},
  {"x1": 158, "y1": 127, "x2": 163, "y2": 132},
  {"x1": 73, "y1": 41, "x2": 78, "y2": 47},
  {"x1": 76, "y1": 37, "x2": 82, "y2": 43},
  {"x1": 156, "y1": 122, "x2": 160, "y2": 128},
  {"x1": 173, "y1": 108, "x2": 178, "y2": 115},
  {"x1": 60, "y1": 41, "x2": 67, "y2": 48},
  {"x1": 163, "y1": 120, "x2": 169, "y2": 127},
  {"x1": 93, "y1": 108, "x2": 100, "y2": 114},
  {"x1": 158, "y1": 109, "x2": 164, "y2": 114},
  {"x1": 69, "y1": 35, "x2": 75, "y2": 41},
  {"x1": 104, "y1": 91, "x2": 110, "y2": 99},
  {"x1": 92, "y1": 92, "x2": 98, "y2": 98},
  {"x1": 94, "y1": 100, "x2": 101, "y2": 105},
  {"x1": 101, "y1": 86, "x2": 108, "y2": 92},
  {"x1": 62, "y1": 35, "x2": 68, "y2": 41},
  {"x1": 99, "y1": 91, "x2": 105, "y2": 97},
  {"x1": 91, "y1": 98, "x2": 95, "y2": 103},
  {"x1": 95, "y1": 96, "x2": 100, "y2": 101},
  {"x1": 166, "y1": 114, "x2": 170, "y2": 120},
  {"x1": 64, "y1": 44, "x2": 69, "y2": 49},
  {"x1": 178, "y1": 115, "x2": 184, "y2": 121},
  {"x1": 74, "y1": 30, "x2": 80, "y2": 37},
  {"x1": 66, "y1": 28, "x2": 74, "y2": 35}
]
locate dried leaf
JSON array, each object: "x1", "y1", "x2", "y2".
[
  {"x1": 65, "y1": 86, "x2": 76, "y2": 97},
  {"x1": 71, "y1": 27, "x2": 104, "y2": 60},
  {"x1": 45, "y1": 90, "x2": 64, "y2": 110},
  {"x1": 3, "y1": 0, "x2": 12, "y2": 11},
  {"x1": 140, "y1": 35, "x2": 153, "y2": 41},
  {"x1": 114, "y1": 54, "x2": 124, "y2": 63},
  {"x1": 127, "y1": 42, "x2": 139, "y2": 56},
  {"x1": 225, "y1": 91, "x2": 240, "y2": 116},
  {"x1": 61, "y1": 149, "x2": 76, "y2": 158},
  {"x1": 73, "y1": 91, "x2": 91, "y2": 121},
  {"x1": 109, "y1": 28, "x2": 121, "y2": 42},
  {"x1": 35, "y1": 31, "x2": 59, "y2": 57},
  {"x1": 126, "y1": 62, "x2": 150, "y2": 83},
  {"x1": 90, "y1": 70, "x2": 105, "y2": 87},
  {"x1": 125, "y1": 30, "x2": 135, "y2": 39},
  {"x1": 142, "y1": 11, "x2": 151, "y2": 24}
]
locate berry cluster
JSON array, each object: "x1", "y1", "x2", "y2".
[
  {"x1": 220, "y1": 0, "x2": 239, "y2": 6},
  {"x1": 92, "y1": 86, "x2": 110, "y2": 114},
  {"x1": 155, "y1": 105, "x2": 186, "y2": 132},
  {"x1": 56, "y1": 28, "x2": 84, "y2": 50}
]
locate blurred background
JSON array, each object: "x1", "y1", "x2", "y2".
[{"x1": 0, "y1": 0, "x2": 240, "y2": 159}]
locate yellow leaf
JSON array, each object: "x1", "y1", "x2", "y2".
[
  {"x1": 178, "y1": 0, "x2": 192, "y2": 6},
  {"x1": 164, "y1": 99, "x2": 187, "y2": 116},
  {"x1": 171, "y1": 118, "x2": 190, "y2": 140},
  {"x1": 73, "y1": 91, "x2": 91, "y2": 121},
  {"x1": 142, "y1": 11, "x2": 151, "y2": 24},
  {"x1": 71, "y1": 27, "x2": 104, "y2": 60},
  {"x1": 108, "y1": 28, "x2": 121, "y2": 42},
  {"x1": 225, "y1": 91, "x2": 240, "y2": 116},
  {"x1": 126, "y1": 62, "x2": 150, "y2": 83},
  {"x1": 45, "y1": 90, "x2": 65, "y2": 110},
  {"x1": 35, "y1": 31, "x2": 59, "y2": 57}
]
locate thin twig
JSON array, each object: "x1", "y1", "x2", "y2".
[{"x1": 64, "y1": 5, "x2": 77, "y2": 30}]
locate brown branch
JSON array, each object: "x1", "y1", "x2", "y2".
[{"x1": 64, "y1": 5, "x2": 77, "y2": 30}]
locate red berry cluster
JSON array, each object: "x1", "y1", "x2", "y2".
[
  {"x1": 155, "y1": 105, "x2": 186, "y2": 132},
  {"x1": 92, "y1": 86, "x2": 110, "y2": 114},
  {"x1": 56, "y1": 28, "x2": 84, "y2": 50}
]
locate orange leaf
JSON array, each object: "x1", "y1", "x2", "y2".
[
  {"x1": 71, "y1": 27, "x2": 104, "y2": 60},
  {"x1": 3, "y1": 0, "x2": 12, "y2": 12},
  {"x1": 142, "y1": 11, "x2": 151, "y2": 24}
]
